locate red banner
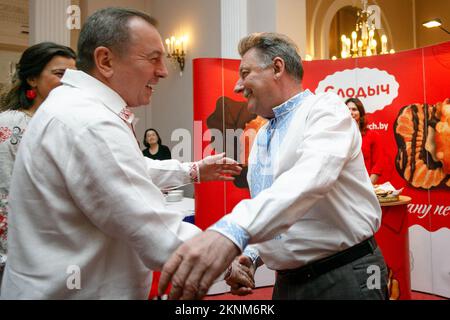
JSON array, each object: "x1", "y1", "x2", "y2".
[
  {"x1": 302, "y1": 42, "x2": 450, "y2": 232},
  {"x1": 193, "y1": 58, "x2": 250, "y2": 230},
  {"x1": 193, "y1": 41, "x2": 450, "y2": 233},
  {"x1": 192, "y1": 42, "x2": 450, "y2": 298}
]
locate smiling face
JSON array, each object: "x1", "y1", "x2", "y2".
[
  {"x1": 347, "y1": 101, "x2": 361, "y2": 123},
  {"x1": 28, "y1": 55, "x2": 76, "y2": 104},
  {"x1": 233, "y1": 48, "x2": 281, "y2": 118},
  {"x1": 146, "y1": 130, "x2": 159, "y2": 146},
  {"x1": 109, "y1": 17, "x2": 168, "y2": 107}
]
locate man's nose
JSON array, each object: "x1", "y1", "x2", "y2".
[
  {"x1": 234, "y1": 79, "x2": 244, "y2": 93},
  {"x1": 157, "y1": 61, "x2": 169, "y2": 78}
]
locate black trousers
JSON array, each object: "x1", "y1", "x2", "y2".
[{"x1": 272, "y1": 247, "x2": 388, "y2": 300}]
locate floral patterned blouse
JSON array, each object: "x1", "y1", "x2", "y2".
[{"x1": 0, "y1": 110, "x2": 31, "y2": 268}]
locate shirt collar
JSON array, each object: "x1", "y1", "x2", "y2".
[
  {"x1": 61, "y1": 69, "x2": 132, "y2": 122},
  {"x1": 272, "y1": 89, "x2": 313, "y2": 119}
]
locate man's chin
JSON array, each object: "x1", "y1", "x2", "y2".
[
  {"x1": 247, "y1": 104, "x2": 257, "y2": 115},
  {"x1": 134, "y1": 97, "x2": 153, "y2": 108}
]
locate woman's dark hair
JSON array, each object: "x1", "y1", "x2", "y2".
[
  {"x1": 0, "y1": 42, "x2": 76, "y2": 112},
  {"x1": 345, "y1": 97, "x2": 367, "y2": 134},
  {"x1": 143, "y1": 128, "x2": 162, "y2": 148}
]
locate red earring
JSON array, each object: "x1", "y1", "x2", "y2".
[{"x1": 25, "y1": 89, "x2": 37, "y2": 100}]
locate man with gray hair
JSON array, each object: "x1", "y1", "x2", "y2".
[
  {"x1": 1, "y1": 7, "x2": 240, "y2": 299},
  {"x1": 159, "y1": 32, "x2": 388, "y2": 300}
]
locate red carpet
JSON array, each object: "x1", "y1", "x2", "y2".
[{"x1": 204, "y1": 286, "x2": 448, "y2": 300}]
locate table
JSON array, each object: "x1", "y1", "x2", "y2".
[
  {"x1": 375, "y1": 195, "x2": 412, "y2": 300},
  {"x1": 164, "y1": 197, "x2": 195, "y2": 223}
]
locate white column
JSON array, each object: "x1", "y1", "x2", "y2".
[
  {"x1": 221, "y1": 0, "x2": 247, "y2": 59},
  {"x1": 222, "y1": 0, "x2": 307, "y2": 59},
  {"x1": 247, "y1": 0, "x2": 276, "y2": 34},
  {"x1": 276, "y1": 0, "x2": 307, "y2": 57},
  {"x1": 29, "y1": 0, "x2": 71, "y2": 46}
]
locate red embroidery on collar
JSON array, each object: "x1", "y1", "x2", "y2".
[{"x1": 119, "y1": 107, "x2": 134, "y2": 123}]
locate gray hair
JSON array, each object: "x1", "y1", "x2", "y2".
[
  {"x1": 76, "y1": 7, "x2": 158, "y2": 72},
  {"x1": 238, "y1": 32, "x2": 303, "y2": 82}
]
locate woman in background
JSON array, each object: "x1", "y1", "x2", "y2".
[
  {"x1": 346, "y1": 97, "x2": 385, "y2": 184},
  {"x1": 0, "y1": 42, "x2": 76, "y2": 286},
  {"x1": 142, "y1": 128, "x2": 172, "y2": 160}
]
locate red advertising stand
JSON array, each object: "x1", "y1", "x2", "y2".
[{"x1": 375, "y1": 196, "x2": 412, "y2": 300}]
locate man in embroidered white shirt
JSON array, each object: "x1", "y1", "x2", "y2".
[
  {"x1": 0, "y1": 8, "x2": 241, "y2": 299},
  {"x1": 159, "y1": 33, "x2": 389, "y2": 300}
]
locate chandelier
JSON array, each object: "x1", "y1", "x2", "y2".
[{"x1": 340, "y1": 0, "x2": 392, "y2": 58}]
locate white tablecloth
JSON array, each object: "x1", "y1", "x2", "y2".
[{"x1": 164, "y1": 197, "x2": 195, "y2": 218}]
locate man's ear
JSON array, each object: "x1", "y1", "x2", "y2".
[
  {"x1": 272, "y1": 57, "x2": 285, "y2": 80},
  {"x1": 93, "y1": 46, "x2": 115, "y2": 79}
]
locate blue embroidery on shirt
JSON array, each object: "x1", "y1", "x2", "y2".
[
  {"x1": 210, "y1": 219, "x2": 250, "y2": 250},
  {"x1": 243, "y1": 246, "x2": 260, "y2": 263},
  {"x1": 249, "y1": 90, "x2": 312, "y2": 198}
]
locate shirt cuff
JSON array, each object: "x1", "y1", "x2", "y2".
[
  {"x1": 243, "y1": 246, "x2": 260, "y2": 264},
  {"x1": 208, "y1": 217, "x2": 250, "y2": 252},
  {"x1": 188, "y1": 162, "x2": 200, "y2": 183}
]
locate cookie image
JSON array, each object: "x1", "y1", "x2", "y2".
[
  {"x1": 239, "y1": 116, "x2": 267, "y2": 165},
  {"x1": 206, "y1": 96, "x2": 257, "y2": 188},
  {"x1": 435, "y1": 99, "x2": 450, "y2": 175},
  {"x1": 394, "y1": 101, "x2": 450, "y2": 189}
]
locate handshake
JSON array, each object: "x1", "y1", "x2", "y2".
[{"x1": 224, "y1": 255, "x2": 258, "y2": 296}]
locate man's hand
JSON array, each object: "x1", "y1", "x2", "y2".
[
  {"x1": 197, "y1": 153, "x2": 242, "y2": 182},
  {"x1": 225, "y1": 255, "x2": 255, "y2": 296},
  {"x1": 158, "y1": 230, "x2": 240, "y2": 300}
]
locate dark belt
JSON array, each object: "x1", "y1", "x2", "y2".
[{"x1": 277, "y1": 236, "x2": 377, "y2": 284}]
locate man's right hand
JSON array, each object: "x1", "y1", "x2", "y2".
[
  {"x1": 225, "y1": 255, "x2": 256, "y2": 296},
  {"x1": 158, "y1": 230, "x2": 240, "y2": 300}
]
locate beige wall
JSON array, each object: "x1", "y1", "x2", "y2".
[
  {"x1": 276, "y1": 0, "x2": 307, "y2": 56},
  {"x1": 246, "y1": 0, "x2": 307, "y2": 56},
  {"x1": 374, "y1": 0, "x2": 415, "y2": 53},
  {"x1": 149, "y1": 0, "x2": 221, "y2": 152},
  {"x1": 0, "y1": 0, "x2": 27, "y2": 93},
  {"x1": 149, "y1": 0, "x2": 221, "y2": 197},
  {"x1": 0, "y1": 50, "x2": 22, "y2": 87},
  {"x1": 305, "y1": 0, "x2": 440, "y2": 59},
  {"x1": 79, "y1": 0, "x2": 151, "y2": 17},
  {"x1": 415, "y1": 0, "x2": 450, "y2": 48},
  {"x1": 0, "y1": 0, "x2": 28, "y2": 50},
  {"x1": 70, "y1": 0, "x2": 81, "y2": 51},
  {"x1": 247, "y1": 0, "x2": 276, "y2": 33}
]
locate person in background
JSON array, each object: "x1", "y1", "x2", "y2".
[
  {"x1": 345, "y1": 97, "x2": 386, "y2": 184},
  {"x1": 0, "y1": 42, "x2": 76, "y2": 289},
  {"x1": 142, "y1": 128, "x2": 171, "y2": 160}
]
